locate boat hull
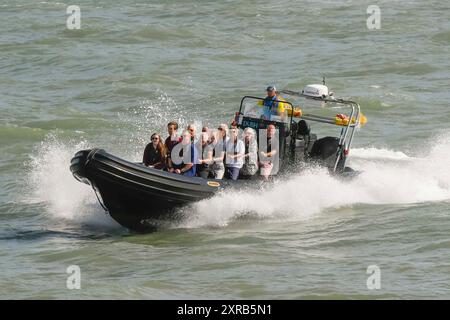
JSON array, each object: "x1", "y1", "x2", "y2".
[
  {"x1": 70, "y1": 149, "x2": 221, "y2": 232},
  {"x1": 70, "y1": 148, "x2": 357, "y2": 232}
]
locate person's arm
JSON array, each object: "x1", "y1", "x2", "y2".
[
  {"x1": 226, "y1": 147, "x2": 234, "y2": 159},
  {"x1": 231, "y1": 141, "x2": 246, "y2": 159},
  {"x1": 200, "y1": 148, "x2": 213, "y2": 165},
  {"x1": 260, "y1": 149, "x2": 277, "y2": 158},
  {"x1": 176, "y1": 163, "x2": 193, "y2": 174},
  {"x1": 226, "y1": 142, "x2": 245, "y2": 159},
  {"x1": 265, "y1": 142, "x2": 278, "y2": 158},
  {"x1": 165, "y1": 144, "x2": 176, "y2": 172},
  {"x1": 267, "y1": 142, "x2": 278, "y2": 158},
  {"x1": 167, "y1": 157, "x2": 175, "y2": 172},
  {"x1": 213, "y1": 150, "x2": 225, "y2": 162},
  {"x1": 227, "y1": 152, "x2": 244, "y2": 159},
  {"x1": 155, "y1": 150, "x2": 167, "y2": 168},
  {"x1": 243, "y1": 141, "x2": 253, "y2": 158},
  {"x1": 247, "y1": 142, "x2": 258, "y2": 166},
  {"x1": 151, "y1": 161, "x2": 163, "y2": 168},
  {"x1": 176, "y1": 145, "x2": 196, "y2": 174},
  {"x1": 213, "y1": 142, "x2": 226, "y2": 162},
  {"x1": 227, "y1": 153, "x2": 246, "y2": 159}
]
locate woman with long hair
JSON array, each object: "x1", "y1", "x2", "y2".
[{"x1": 143, "y1": 133, "x2": 166, "y2": 169}]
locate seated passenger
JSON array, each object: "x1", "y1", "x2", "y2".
[
  {"x1": 165, "y1": 121, "x2": 181, "y2": 170},
  {"x1": 143, "y1": 133, "x2": 166, "y2": 169},
  {"x1": 211, "y1": 124, "x2": 229, "y2": 179},
  {"x1": 187, "y1": 123, "x2": 197, "y2": 143},
  {"x1": 225, "y1": 127, "x2": 245, "y2": 180},
  {"x1": 259, "y1": 124, "x2": 278, "y2": 181},
  {"x1": 240, "y1": 127, "x2": 258, "y2": 179},
  {"x1": 202, "y1": 126, "x2": 214, "y2": 144},
  {"x1": 196, "y1": 132, "x2": 213, "y2": 179},
  {"x1": 171, "y1": 130, "x2": 197, "y2": 177},
  {"x1": 258, "y1": 85, "x2": 287, "y2": 121}
]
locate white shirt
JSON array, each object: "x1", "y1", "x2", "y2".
[{"x1": 225, "y1": 139, "x2": 245, "y2": 168}]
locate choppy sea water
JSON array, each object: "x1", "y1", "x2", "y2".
[{"x1": 1, "y1": 0, "x2": 450, "y2": 299}]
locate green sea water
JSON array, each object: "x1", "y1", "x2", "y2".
[{"x1": 1, "y1": 0, "x2": 450, "y2": 299}]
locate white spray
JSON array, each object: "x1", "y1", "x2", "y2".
[{"x1": 26, "y1": 130, "x2": 450, "y2": 230}]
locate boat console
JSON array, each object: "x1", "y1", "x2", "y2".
[{"x1": 234, "y1": 81, "x2": 365, "y2": 173}]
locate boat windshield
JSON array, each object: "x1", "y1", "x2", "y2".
[{"x1": 241, "y1": 99, "x2": 289, "y2": 124}]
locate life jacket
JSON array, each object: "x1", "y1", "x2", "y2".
[{"x1": 258, "y1": 95, "x2": 286, "y2": 118}]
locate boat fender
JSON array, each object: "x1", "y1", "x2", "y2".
[
  {"x1": 85, "y1": 148, "x2": 101, "y2": 167},
  {"x1": 207, "y1": 181, "x2": 221, "y2": 187},
  {"x1": 334, "y1": 113, "x2": 367, "y2": 126}
]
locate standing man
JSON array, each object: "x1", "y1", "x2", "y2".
[{"x1": 259, "y1": 85, "x2": 287, "y2": 121}]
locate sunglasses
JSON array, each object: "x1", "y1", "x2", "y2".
[{"x1": 151, "y1": 137, "x2": 159, "y2": 140}]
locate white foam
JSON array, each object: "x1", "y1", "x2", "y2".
[
  {"x1": 178, "y1": 133, "x2": 450, "y2": 228},
  {"x1": 351, "y1": 147, "x2": 411, "y2": 161},
  {"x1": 25, "y1": 134, "x2": 120, "y2": 228},
  {"x1": 26, "y1": 129, "x2": 450, "y2": 231},
  {"x1": 179, "y1": 168, "x2": 349, "y2": 228}
]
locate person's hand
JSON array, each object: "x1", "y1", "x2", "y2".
[
  {"x1": 175, "y1": 169, "x2": 181, "y2": 174},
  {"x1": 168, "y1": 168, "x2": 174, "y2": 173}
]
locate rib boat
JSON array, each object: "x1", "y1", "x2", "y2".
[{"x1": 70, "y1": 82, "x2": 366, "y2": 232}]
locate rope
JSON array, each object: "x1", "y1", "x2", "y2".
[{"x1": 92, "y1": 185, "x2": 109, "y2": 213}]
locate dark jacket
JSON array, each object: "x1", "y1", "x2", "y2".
[{"x1": 143, "y1": 143, "x2": 165, "y2": 169}]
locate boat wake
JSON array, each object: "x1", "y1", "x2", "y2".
[
  {"x1": 177, "y1": 133, "x2": 450, "y2": 228},
  {"x1": 26, "y1": 132, "x2": 450, "y2": 231}
]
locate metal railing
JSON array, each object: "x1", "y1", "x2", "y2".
[{"x1": 281, "y1": 90, "x2": 361, "y2": 172}]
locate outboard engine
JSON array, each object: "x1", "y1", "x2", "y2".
[{"x1": 309, "y1": 136, "x2": 345, "y2": 171}]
